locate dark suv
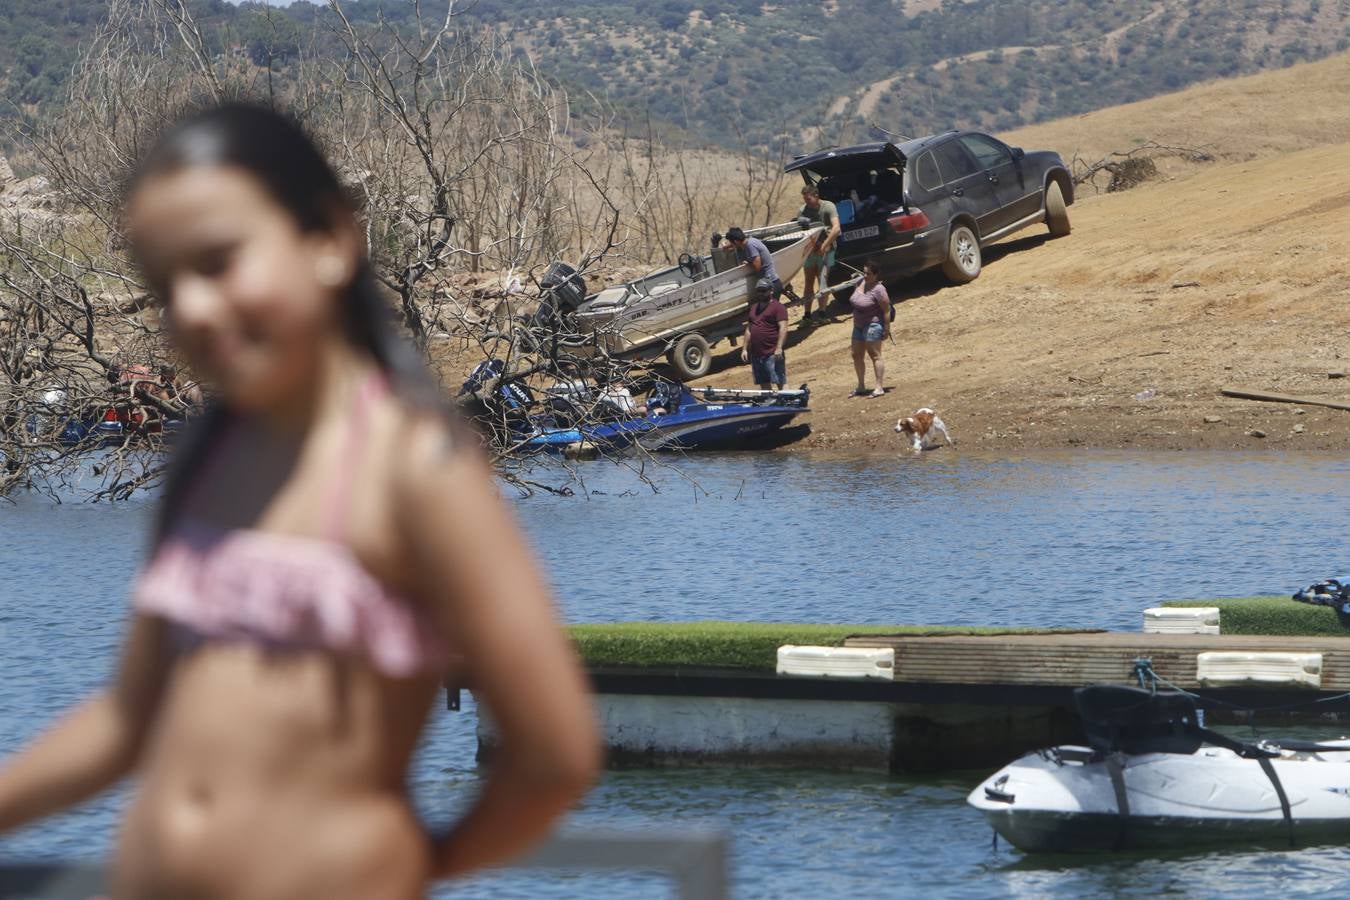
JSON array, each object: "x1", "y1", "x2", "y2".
[{"x1": 785, "y1": 130, "x2": 1072, "y2": 286}]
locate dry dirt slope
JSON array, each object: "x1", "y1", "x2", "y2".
[{"x1": 719, "y1": 55, "x2": 1350, "y2": 452}]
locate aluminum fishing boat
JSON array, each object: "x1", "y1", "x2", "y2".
[{"x1": 569, "y1": 221, "x2": 824, "y2": 379}]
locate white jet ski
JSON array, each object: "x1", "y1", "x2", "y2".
[{"x1": 968, "y1": 685, "x2": 1350, "y2": 852}]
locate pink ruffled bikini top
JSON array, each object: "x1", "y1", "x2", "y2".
[{"x1": 133, "y1": 376, "x2": 451, "y2": 678}]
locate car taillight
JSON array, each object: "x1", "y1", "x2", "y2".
[{"x1": 887, "y1": 208, "x2": 930, "y2": 232}]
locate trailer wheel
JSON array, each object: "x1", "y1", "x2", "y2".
[{"x1": 668, "y1": 333, "x2": 711, "y2": 381}]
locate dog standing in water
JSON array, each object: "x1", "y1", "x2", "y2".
[{"x1": 895, "y1": 408, "x2": 953, "y2": 451}]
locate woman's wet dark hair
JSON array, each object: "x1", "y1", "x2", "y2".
[{"x1": 131, "y1": 103, "x2": 441, "y2": 541}]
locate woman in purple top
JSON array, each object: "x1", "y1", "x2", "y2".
[{"x1": 848, "y1": 260, "x2": 891, "y2": 397}]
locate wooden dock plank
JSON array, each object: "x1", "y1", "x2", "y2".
[{"x1": 841, "y1": 633, "x2": 1350, "y2": 690}]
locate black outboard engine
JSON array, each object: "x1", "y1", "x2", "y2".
[
  {"x1": 532, "y1": 262, "x2": 587, "y2": 329},
  {"x1": 497, "y1": 382, "x2": 535, "y2": 439},
  {"x1": 541, "y1": 261, "x2": 587, "y2": 309}
]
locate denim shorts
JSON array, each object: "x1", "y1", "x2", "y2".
[
  {"x1": 750, "y1": 353, "x2": 785, "y2": 386},
  {"x1": 852, "y1": 321, "x2": 885, "y2": 343}
]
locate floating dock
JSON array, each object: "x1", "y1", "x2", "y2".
[
  {"x1": 469, "y1": 631, "x2": 1350, "y2": 774},
  {"x1": 837, "y1": 631, "x2": 1350, "y2": 691}
]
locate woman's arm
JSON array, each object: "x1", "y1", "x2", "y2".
[
  {"x1": 395, "y1": 424, "x2": 600, "y2": 879},
  {"x1": 878, "y1": 289, "x2": 891, "y2": 339},
  {"x1": 0, "y1": 614, "x2": 170, "y2": 834}
]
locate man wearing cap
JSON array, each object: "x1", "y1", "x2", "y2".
[
  {"x1": 741, "y1": 277, "x2": 788, "y2": 390},
  {"x1": 725, "y1": 226, "x2": 781, "y2": 297}
]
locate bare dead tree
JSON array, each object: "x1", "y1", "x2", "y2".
[
  {"x1": 0, "y1": 0, "x2": 719, "y2": 499},
  {"x1": 1072, "y1": 140, "x2": 1215, "y2": 193}
]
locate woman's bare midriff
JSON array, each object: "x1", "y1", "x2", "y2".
[{"x1": 112, "y1": 642, "x2": 441, "y2": 900}]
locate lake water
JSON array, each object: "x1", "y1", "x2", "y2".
[{"x1": 2, "y1": 451, "x2": 1348, "y2": 897}]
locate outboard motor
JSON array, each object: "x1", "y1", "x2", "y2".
[
  {"x1": 533, "y1": 261, "x2": 588, "y2": 328},
  {"x1": 497, "y1": 380, "x2": 535, "y2": 430}
]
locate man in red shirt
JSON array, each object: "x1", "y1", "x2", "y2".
[{"x1": 741, "y1": 277, "x2": 788, "y2": 390}]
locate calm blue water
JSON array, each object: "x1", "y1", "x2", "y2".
[{"x1": 2, "y1": 451, "x2": 1348, "y2": 897}]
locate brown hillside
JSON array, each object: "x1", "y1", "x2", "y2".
[
  {"x1": 706, "y1": 56, "x2": 1350, "y2": 452},
  {"x1": 1003, "y1": 51, "x2": 1350, "y2": 177}
]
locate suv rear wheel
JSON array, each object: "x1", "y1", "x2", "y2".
[
  {"x1": 1045, "y1": 181, "x2": 1071, "y2": 236},
  {"x1": 942, "y1": 224, "x2": 981, "y2": 283}
]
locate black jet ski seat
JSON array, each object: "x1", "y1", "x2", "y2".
[
  {"x1": 1073, "y1": 684, "x2": 1296, "y2": 847},
  {"x1": 1075, "y1": 684, "x2": 1205, "y2": 756}
]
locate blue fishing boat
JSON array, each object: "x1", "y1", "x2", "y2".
[
  {"x1": 520, "y1": 385, "x2": 811, "y2": 453},
  {"x1": 457, "y1": 360, "x2": 810, "y2": 454}
]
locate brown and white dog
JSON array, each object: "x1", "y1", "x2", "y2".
[{"x1": 894, "y1": 408, "x2": 952, "y2": 451}]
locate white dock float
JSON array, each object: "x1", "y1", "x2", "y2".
[
  {"x1": 776, "y1": 645, "x2": 895, "y2": 680},
  {"x1": 1196, "y1": 651, "x2": 1323, "y2": 688},
  {"x1": 1143, "y1": 607, "x2": 1220, "y2": 635}
]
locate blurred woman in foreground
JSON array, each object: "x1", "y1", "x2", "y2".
[{"x1": 0, "y1": 103, "x2": 599, "y2": 898}]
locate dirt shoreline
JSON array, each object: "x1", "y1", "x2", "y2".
[{"x1": 681, "y1": 142, "x2": 1350, "y2": 455}]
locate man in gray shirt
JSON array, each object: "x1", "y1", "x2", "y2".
[{"x1": 725, "y1": 226, "x2": 780, "y2": 296}]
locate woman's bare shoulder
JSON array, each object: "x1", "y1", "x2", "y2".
[{"x1": 384, "y1": 403, "x2": 484, "y2": 511}]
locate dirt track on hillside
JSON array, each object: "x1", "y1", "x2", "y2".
[{"x1": 691, "y1": 142, "x2": 1350, "y2": 453}]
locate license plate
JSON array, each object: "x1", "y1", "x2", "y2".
[{"x1": 840, "y1": 225, "x2": 879, "y2": 242}]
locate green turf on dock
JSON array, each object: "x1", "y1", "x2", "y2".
[
  {"x1": 568, "y1": 621, "x2": 1094, "y2": 670},
  {"x1": 1164, "y1": 595, "x2": 1349, "y2": 637}
]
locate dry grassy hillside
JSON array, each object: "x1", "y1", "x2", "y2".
[
  {"x1": 715, "y1": 53, "x2": 1350, "y2": 452},
  {"x1": 1003, "y1": 51, "x2": 1350, "y2": 177}
]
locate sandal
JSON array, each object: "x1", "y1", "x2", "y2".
[
  {"x1": 851, "y1": 388, "x2": 869, "y2": 397},
  {"x1": 869, "y1": 388, "x2": 886, "y2": 398}
]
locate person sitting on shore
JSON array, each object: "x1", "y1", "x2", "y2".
[
  {"x1": 849, "y1": 260, "x2": 891, "y2": 398},
  {"x1": 725, "y1": 226, "x2": 782, "y2": 298}
]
